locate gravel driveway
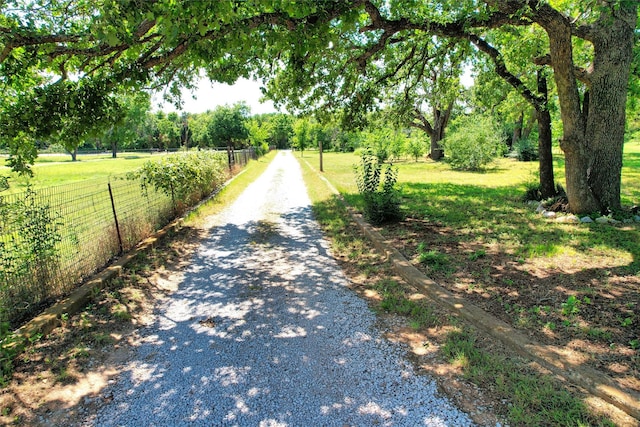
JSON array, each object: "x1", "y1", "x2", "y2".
[{"x1": 83, "y1": 150, "x2": 473, "y2": 426}]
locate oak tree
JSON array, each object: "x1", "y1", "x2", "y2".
[{"x1": 1, "y1": 0, "x2": 637, "y2": 213}]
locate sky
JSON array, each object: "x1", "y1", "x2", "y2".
[
  {"x1": 152, "y1": 77, "x2": 280, "y2": 116},
  {"x1": 152, "y1": 70, "x2": 475, "y2": 116}
]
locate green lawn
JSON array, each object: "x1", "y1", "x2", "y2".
[
  {"x1": 0, "y1": 152, "x2": 168, "y2": 193},
  {"x1": 305, "y1": 137, "x2": 639, "y2": 208},
  {"x1": 299, "y1": 140, "x2": 639, "y2": 426}
]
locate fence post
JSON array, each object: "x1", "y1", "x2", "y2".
[{"x1": 108, "y1": 182, "x2": 124, "y2": 254}]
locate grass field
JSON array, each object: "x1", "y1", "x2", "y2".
[
  {"x1": 296, "y1": 149, "x2": 630, "y2": 426},
  {"x1": 0, "y1": 152, "x2": 169, "y2": 193},
  {"x1": 303, "y1": 137, "x2": 639, "y2": 207},
  {"x1": 297, "y1": 139, "x2": 639, "y2": 424}
]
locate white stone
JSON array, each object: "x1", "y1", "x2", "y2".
[
  {"x1": 543, "y1": 211, "x2": 556, "y2": 218},
  {"x1": 536, "y1": 204, "x2": 546, "y2": 213},
  {"x1": 557, "y1": 215, "x2": 579, "y2": 223},
  {"x1": 580, "y1": 216, "x2": 594, "y2": 223},
  {"x1": 595, "y1": 216, "x2": 610, "y2": 224}
]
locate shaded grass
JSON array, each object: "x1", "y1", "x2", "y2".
[
  {"x1": 296, "y1": 153, "x2": 620, "y2": 426},
  {"x1": 442, "y1": 329, "x2": 613, "y2": 427},
  {"x1": 315, "y1": 149, "x2": 640, "y2": 273}
]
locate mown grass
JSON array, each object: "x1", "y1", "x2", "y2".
[
  {"x1": 184, "y1": 150, "x2": 278, "y2": 227},
  {"x1": 305, "y1": 144, "x2": 640, "y2": 272},
  {"x1": 0, "y1": 152, "x2": 166, "y2": 193},
  {"x1": 297, "y1": 152, "x2": 620, "y2": 426}
]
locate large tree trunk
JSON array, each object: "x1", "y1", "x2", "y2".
[
  {"x1": 430, "y1": 102, "x2": 453, "y2": 160},
  {"x1": 412, "y1": 101, "x2": 453, "y2": 161},
  {"x1": 584, "y1": 8, "x2": 636, "y2": 213},
  {"x1": 538, "y1": 4, "x2": 636, "y2": 214},
  {"x1": 537, "y1": 70, "x2": 555, "y2": 199},
  {"x1": 539, "y1": 10, "x2": 596, "y2": 213},
  {"x1": 429, "y1": 132, "x2": 444, "y2": 160}
]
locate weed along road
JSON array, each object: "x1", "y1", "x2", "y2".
[{"x1": 82, "y1": 150, "x2": 474, "y2": 426}]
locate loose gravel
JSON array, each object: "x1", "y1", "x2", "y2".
[{"x1": 82, "y1": 151, "x2": 474, "y2": 426}]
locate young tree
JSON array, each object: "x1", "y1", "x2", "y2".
[
  {"x1": 247, "y1": 118, "x2": 270, "y2": 155},
  {"x1": 268, "y1": 114, "x2": 294, "y2": 149},
  {"x1": 407, "y1": 132, "x2": 426, "y2": 162},
  {"x1": 292, "y1": 117, "x2": 312, "y2": 157}
]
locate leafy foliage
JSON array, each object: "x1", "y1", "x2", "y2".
[
  {"x1": 0, "y1": 187, "x2": 63, "y2": 322},
  {"x1": 0, "y1": 321, "x2": 24, "y2": 387},
  {"x1": 354, "y1": 148, "x2": 403, "y2": 225},
  {"x1": 6, "y1": 132, "x2": 37, "y2": 177},
  {"x1": 292, "y1": 117, "x2": 313, "y2": 155},
  {"x1": 128, "y1": 151, "x2": 227, "y2": 207},
  {"x1": 407, "y1": 134, "x2": 426, "y2": 162},
  {"x1": 513, "y1": 137, "x2": 539, "y2": 162},
  {"x1": 441, "y1": 115, "x2": 507, "y2": 171},
  {"x1": 206, "y1": 103, "x2": 250, "y2": 148}
]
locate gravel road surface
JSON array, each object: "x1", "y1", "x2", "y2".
[{"x1": 83, "y1": 150, "x2": 474, "y2": 426}]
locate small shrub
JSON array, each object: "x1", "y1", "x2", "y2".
[
  {"x1": 0, "y1": 187, "x2": 63, "y2": 322},
  {"x1": 354, "y1": 148, "x2": 403, "y2": 225},
  {"x1": 128, "y1": 150, "x2": 227, "y2": 206},
  {"x1": 441, "y1": 115, "x2": 507, "y2": 171},
  {"x1": 522, "y1": 180, "x2": 542, "y2": 202},
  {"x1": 513, "y1": 137, "x2": 539, "y2": 161}
]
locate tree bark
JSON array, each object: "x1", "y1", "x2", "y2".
[
  {"x1": 511, "y1": 112, "x2": 523, "y2": 149},
  {"x1": 521, "y1": 111, "x2": 536, "y2": 140},
  {"x1": 583, "y1": 7, "x2": 636, "y2": 213},
  {"x1": 537, "y1": 71, "x2": 555, "y2": 199},
  {"x1": 535, "y1": 4, "x2": 636, "y2": 214},
  {"x1": 412, "y1": 101, "x2": 453, "y2": 161},
  {"x1": 536, "y1": 9, "x2": 595, "y2": 213}
]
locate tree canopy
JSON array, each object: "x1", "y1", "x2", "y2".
[{"x1": 1, "y1": 0, "x2": 638, "y2": 213}]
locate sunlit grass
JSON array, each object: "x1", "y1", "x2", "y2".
[
  {"x1": 1, "y1": 152, "x2": 164, "y2": 192},
  {"x1": 184, "y1": 150, "x2": 278, "y2": 227},
  {"x1": 305, "y1": 147, "x2": 639, "y2": 272}
]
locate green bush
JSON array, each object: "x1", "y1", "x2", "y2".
[
  {"x1": 441, "y1": 115, "x2": 507, "y2": 171},
  {"x1": 513, "y1": 137, "x2": 539, "y2": 162},
  {"x1": 0, "y1": 187, "x2": 63, "y2": 315},
  {"x1": 128, "y1": 150, "x2": 228, "y2": 206},
  {"x1": 354, "y1": 148, "x2": 403, "y2": 225}
]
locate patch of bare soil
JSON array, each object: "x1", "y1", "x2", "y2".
[
  {"x1": 383, "y1": 217, "x2": 640, "y2": 395},
  {"x1": 0, "y1": 226, "x2": 204, "y2": 426}
]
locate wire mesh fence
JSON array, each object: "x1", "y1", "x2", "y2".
[{"x1": 0, "y1": 148, "x2": 258, "y2": 326}]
